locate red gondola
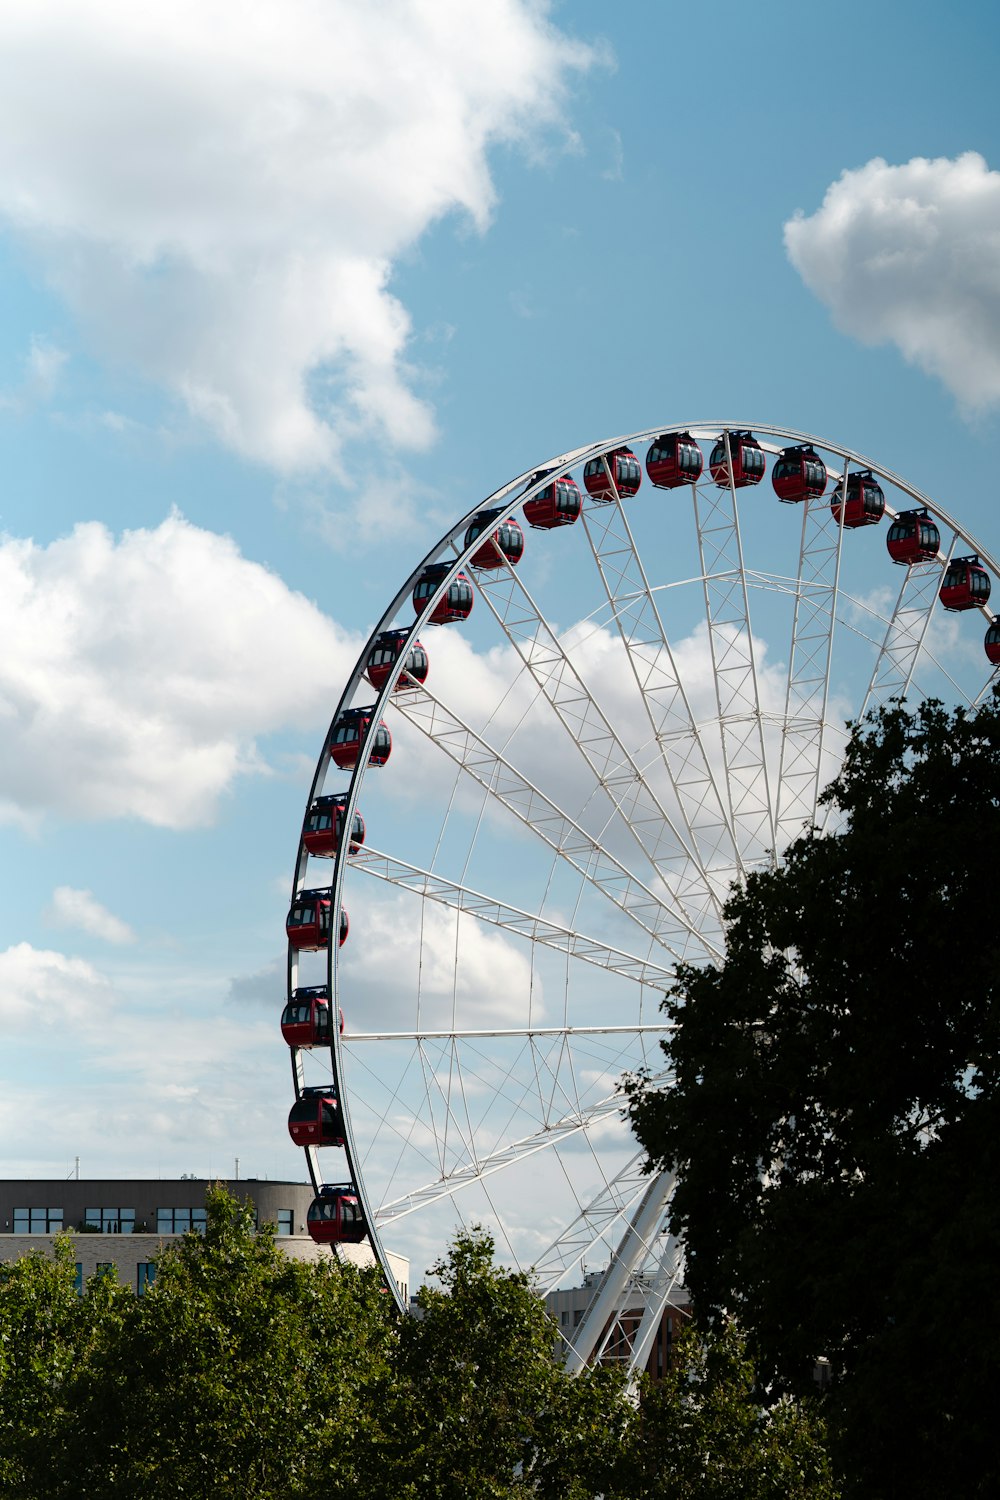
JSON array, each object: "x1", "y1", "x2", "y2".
[
  {"x1": 771, "y1": 445, "x2": 828, "y2": 503},
  {"x1": 412, "y1": 564, "x2": 474, "y2": 625},
  {"x1": 280, "y1": 986, "x2": 335, "y2": 1048},
  {"x1": 522, "y1": 472, "x2": 582, "y2": 529},
  {"x1": 329, "y1": 708, "x2": 391, "y2": 770},
  {"x1": 986, "y1": 620, "x2": 1000, "y2": 666},
  {"x1": 464, "y1": 509, "x2": 525, "y2": 570},
  {"x1": 302, "y1": 795, "x2": 364, "y2": 859},
  {"x1": 285, "y1": 890, "x2": 349, "y2": 951},
  {"x1": 306, "y1": 1185, "x2": 366, "y2": 1245},
  {"x1": 366, "y1": 630, "x2": 429, "y2": 693},
  {"x1": 583, "y1": 447, "x2": 642, "y2": 502},
  {"x1": 830, "y1": 470, "x2": 885, "y2": 529},
  {"x1": 709, "y1": 431, "x2": 766, "y2": 489},
  {"x1": 646, "y1": 432, "x2": 703, "y2": 489},
  {"x1": 886, "y1": 508, "x2": 941, "y2": 565},
  {"x1": 288, "y1": 1088, "x2": 345, "y2": 1149},
  {"x1": 939, "y1": 555, "x2": 992, "y2": 612}
]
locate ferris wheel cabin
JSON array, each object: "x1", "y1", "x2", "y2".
[
  {"x1": 329, "y1": 708, "x2": 392, "y2": 770},
  {"x1": 886, "y1": 509, "x2": 941, "y2": 565},
  {"x1": 831, "y1": 470, "x2": 886, "y2": 529},
  {"x1": 366, "y1": 630, "x2": 429, "y2": 693},
  {"x1": 985, "y1": 620, "x2": 1000, "y2": 665},
  {"x1": 285, "y1": 890, "x2": 349, "y2": 951},
  {"x1": 288, "y1": 1088, "x2": 346, "y2": 1149},
  {"x1": 280, "y1": 986, "x2": 336, "y2": 1048},
  {"x1": 709, "y1": 431, "x2": 766, "y2": 489},
  {"x1": 939, "y1": 556, "x2": 992, "y2": 612},
  {"x1": 522, "y1": 473, "x2": 582, "y2": 529},
  {"x1": 302, "y1": 795, "x2": 365, "y2": 859},
  {"x1": 583, "y1": 447, "x2": 642, "y2": 501},
  {"x1": 412, "y1": 564, "x2": 475, "y2": 625},
  {"x1": 307, "y1": 1185, "x2": 367, "y2": 1245},
  {"x1": 646, "y1": 432, "x2": 704, "y2": 489},
  {"x1": 771, "y1": 445, "x2": 828, "y2": 503},
  {"x1": 464, "y1": 509, "x2": 525, "y2": 570}
]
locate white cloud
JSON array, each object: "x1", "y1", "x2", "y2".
[
  {"x1": 339, "y1": 885, "x2": 539, "y2": 1032},
  {"x1": 0, "y1": 941, "x2": 114, "y2": 1029},
  {"x1": 0, "y1": 1, "x2": 596, "y2": 471},
  {"x1": 0, "y1": 512, "x2": 359, "y2": 827},
  {"x1": 784, "y1": 152, "x2": 1000, "y2": 412},
  {"x1": 47, "y1": 886, "x2": 136, "y2": 945}
]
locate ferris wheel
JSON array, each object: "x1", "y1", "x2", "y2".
[{"x1": 280, "y1": 421, "x2": 999, "y2": 1373}]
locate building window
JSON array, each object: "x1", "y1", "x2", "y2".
[
  {"x1": 95, "y1": 1263, "x2": 114, "y2": 1280},
  {"x1": 156, "y1": 1207, "x2": 207, "y2": 1235},
  {"x1": 12, "y1": 1207, "x2": 63, "y2": 1233},
  {"x1": 136, "y1": 1263, "x2": 156, "y2": 1296},
  {"x1": 74, "y1": 1263, "x2": 83, "y2": 1296},
  {"x1": 276, "y1": 1209, "x2": 293, "y2": 1236},
  {"x1": 85, "y1": 1207, "x2": 135, "y2": 1234}
]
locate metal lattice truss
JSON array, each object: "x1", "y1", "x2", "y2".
[
  {"x1": 352, "y1": 844, "x2": 673, "y2": 991},
  {"x1": 391, "y1": 682, "x2": 719, "y2": 963},
  {"x1": 282, "y1": 421, "x2": 999, "y2": 1363}
]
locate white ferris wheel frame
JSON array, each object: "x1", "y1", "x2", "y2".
[{"x1": 285, "y1": 420, "x2": 1000, "y2": 1371}]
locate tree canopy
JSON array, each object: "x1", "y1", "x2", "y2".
[
  {"x1": 0, "y1": 1187, "x2": 838, "y2": 1498},
  {"x1": 625, "y1": 696, "x2": 1000, "y2": 1498}
]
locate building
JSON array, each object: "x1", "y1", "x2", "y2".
[
  {"x1": 0, "y1": 1178, "x2": 408, "y2": 1302},
  {"x1": 545, "y1": 1270, "x2": 691, "y2": 1380}
]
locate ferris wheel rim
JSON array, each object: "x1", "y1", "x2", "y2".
[{"x1": 285, "y1": 420, "x2": 1000, "y2": 1331}]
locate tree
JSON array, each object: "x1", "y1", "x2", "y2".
[
  {"x1": 625, "y1": 696, "x2": 1000, "y2": 1497},
  {"x1": 377, "y1": 1228, "x2": 631, "y2": 1499},
  {"x1": 48, "y1": 1186, "x2": 396, "y2": 1499},
  {"x1": 611, "y1": 1320, "x2": 838, "y2": 1500}
]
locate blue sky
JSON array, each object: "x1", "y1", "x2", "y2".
[{"x1": 1, "y1": 0, "x2": 998, "y2": 1273}]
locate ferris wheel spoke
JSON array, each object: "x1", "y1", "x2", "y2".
[
  {"x1": 532, "y1": 1151, "x2": 661, "y2": 1288},
  {"x1": 692, "y1": 434, "x2": 777, "y2": 863},
  {"x1": 464, "y1": 541, "x2": 725, "y2": 934},
  {"x1": 858, "y1": 543, "x2": 954, "y2": 717},
  {"x1": 390, "y1": 684, "x2": 720, "y2": 961},
  {"x1": 578, "y1": 492, "x2": 738, "y2": 903},
  {"x1": 349, "y1": 845, "x2": 673, "y2": 990},
  {"x1": 372, "y1": 1079, "x2": 668, "y2": 1226},
  {"x1": 773, "y1": 459, "x2": 849, "y2": 848}
]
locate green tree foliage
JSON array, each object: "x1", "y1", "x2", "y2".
[
  {"x1": 0, "y1": 1188, "x2": 837, "y2": 1497},
  {"x1": 611, "y1": 1320, "x2": 838, "y2": 1500},
  {"x1": 51, "y1": 1186, "x2": 394, "y2": 1499},
  {"x1": 625, "y1": 697, "x2": 1000, "y2": 1498},
  {"x1": 378, "y1": 1228, "x2": 631, "y2": 1499}
]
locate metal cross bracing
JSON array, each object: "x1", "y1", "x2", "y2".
[
  {"x1": 576, "y1": 489, "x2": 739, "y2": 906},
  {"x1": 531, "y1": 1149, "x2": 663, "y2": 1290},
  {"x1": 772, "y1": 460, "x2": 849, "y2": 850},
  {"x1": 560, "y1": 1170, "x2": 681, "y2": 1376},
  {"x1": 692, "y1": 432, "x2": 777, "y2": 866},
  {"x1": 461, "y1": 544, "x2": 725, "y2": 942},
  {"x1": 859, "y1": 542, "x2": 955, "y2": 718},
  {"x1": 359, "y1": 1067, "x2": 670, "y2": 1226},
  {"x1": 389, "y1": 681, "x2": 721, "y2": 964},
  {"x1": 350, "y1": 844, "x2": 675, "y2": 991}
]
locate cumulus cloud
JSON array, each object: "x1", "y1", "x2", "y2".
[
  {"x1": 0, "y1": 1, "x2": 596, "y2": 470},
  {"x1": 0, "y1": 512, "x2": 359, "y2": 827},
  {"x1": 47, "y1": 886, "x2": 136, "y2": 945},
  {"x1": 785, "y1": 152, "x2": 1000, "y2": 411},
  {"x1": 0, "y1": 941, "x2": 114, "y2": 1029}
]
